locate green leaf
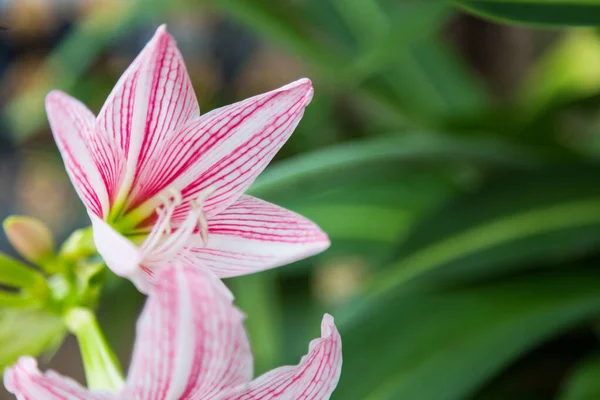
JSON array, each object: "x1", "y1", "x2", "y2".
[
  {"x1": 378, "y1": 38, "x2": 489, "y2": 123},
  {"x1": 3, "y1": 0, "x2": 182, "y2": 141},
  {"x1": 559, "y1": 353, "x2": 600, "y2": 400},
  {"x1": 455, "y1": 1, "x2": 600, "y2": 27},
  {"x1": 229, "y1": 272, "x2": 284, "y2": 374},
  {"x1": 370, "y1": 166, "x2": 600, "y2": 295},
  {"x1": 0, "y1": 308, "x2": 66, "y2": 370},
  {"x1": 247, "y1": 134, "x2": 541, "y2": 272},
  {"x1": 209, "y1": 0, "x2": 485, "y2": 126},
  {"x1": 518, "y1": 30, "x2": 600, "y2": 116},
  {"x1": 0, "y1": 253, "x2": 46, "y2": 291},
  {"x1": 249, "y1": 133, "x2": 541, "y2": 204},
  {"x1": 334, "y1": 271, "x2": 600, "y2": 400},
  {"x1": 208, "y1": 0, "x2": 343, "y2": 71},
  {"x1": 329, "y1": 0, "x2": 390, "y2": 49}
]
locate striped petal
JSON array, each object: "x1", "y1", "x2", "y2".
[
  {"x1": 219, "y1": 314, "x2": 342, "y2": 400},
  {"x1": 160, "y1": 78, "x2": 313, "y2": 220},
  {"x1": 185, "y1": 195, "x2": 330, "y2": 278},
  {"x1": 3, "y1": 357, "x2": 115, "y2": 400},
  {"x1": 46, "y1": 91, "x2": 113, "y2": 218},
  {"x1": 97, "y1": 25, "x2": 199, "y2": 210},
  {"x1": 122, "y1": 265, "x2": 252, "y2": 400}
]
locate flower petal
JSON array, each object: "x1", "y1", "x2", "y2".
[
  {"x1": 185, "y1": 195, "x2": 329, "y2": 278},
  {"x1": 46, "y1": 91, "x2": 112, "y2": 218},
  {"x1": 88, "y1": 213, "x2": 150, "y2": 293},
  {"x1": 122, "y1": 265, "x2": 252, "y2": 400},
  {"x1": 4, "y1": 357, "x2": 115, "y2": 400},
  {"x1": 96, "y1": 25, "x2": 199, "y2": 209},
  {"x1": 219, "y1": 314, "x2": 342, "y2": 400},
  {"x1": 160, "y1": 78, "x2": 313, "y2": 219}
]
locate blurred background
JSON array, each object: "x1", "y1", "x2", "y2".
[{"x1": 2, "y1": 0, "x2": 600, "y2": 399}]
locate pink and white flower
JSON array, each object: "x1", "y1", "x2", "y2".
[
  {"x1": 48, "y1": 25, "x2": 329, "y2": 292},
  {"x1": 4, "y1": 265, "x2": 343, "y2": 400}
]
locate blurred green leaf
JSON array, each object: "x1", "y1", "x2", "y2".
[
  {"x1": 0, "y1": 308, "x2": 66, "y2": 370},
  {"x1": 455, "y1": 1, "x2": 600, "y2": 26},
  {"x1": 519, "y1": 31, "x2": 600, "y2": 116},
  {"x1": 329, "y1": 0, "x2": 389, "y2": 48},
  {"x1": 370, "y1": 166, "x2": 600, "y2": 295},
  {"x1": 229, "y1": 272, "x2": 284, "y2": 375},
  {"x1": 209, "y1": 0, "x2": 343, "y2": 70},
  {"x1": 4, "y1": 0, "x2": 180, "y2": 141},
  {"x1": 249, "y1": 134, "x2": 542, "y2": 271},
  {"x1": 0, "y1": 253, "x2": 45, "y2": 290},
  {"x1": 210, "y1": 0, "x2": 484, "y2": 126},
  {"x1": 379, "y1": 37, "x2": 489, "y2": 123},
  {"x1": 249, "y1": 133, "x2": 541, "y2": 204},
  {"x1": 559, "y1": 353, "x2": 600, "y2": 400},
  {"x1": 340, "y1": 2, "x2": 449, "y2": 79},
  {"x1": 335, "y1": 271, "x2": 600, "y2": 400}
]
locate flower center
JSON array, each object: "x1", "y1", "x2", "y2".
[{"x1": 137, "y1": 187, "x2": 214, "y2": 266}]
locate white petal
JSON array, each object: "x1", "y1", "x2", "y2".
[
  {"x1": 161, "y1": 78, "x2": 313, "y2": 220},
  {"x1": 88, "y1": 213, "x2": 149, "y2": 293},
  {"x1": 219, "y1": 314, "x2": 342, "y2": 400},
  {"x1": 96, "y1": 25, "x2": 199, "y2": 210},
  {"x1": 4, "y1": 357, "x2": 116, "y2": 400},
  {"x1": 122, "y1": 265, "x2": 252, "y2": 400},
  {"x1": 185, "y1": 195, "x2": 329, "y2": 278},
  {"x1": 46, "y1": 91, "x2": 113, "y2": 218}
]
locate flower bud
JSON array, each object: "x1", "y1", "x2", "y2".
[{"x1": 3, "y1": 216, "x2": 54, "y2": 265}]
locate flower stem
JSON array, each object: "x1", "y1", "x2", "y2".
[{"x1": 64, "y1": 307, "x2": 125, "y2": 392}]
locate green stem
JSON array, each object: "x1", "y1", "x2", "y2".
[{"x1": 64, "y1": 308, "x2": 125, "y2": 392}]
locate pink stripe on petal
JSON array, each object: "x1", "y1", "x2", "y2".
[
  {"x1": 184, "y1": 195, "x2": 329, "y2": 278},
  {"x1": 122, "y1": 265, "x2": 252, "y2": 400},
  {"x1": 97, "y1": 25, "x2": 199, "y2": 208},
  {"x1": 4, "y1": 357, "x2": 115, "y2": 400},
  {"x1": 46, "y1": 91, "x2": 112, "y2": 218},
  {"x1": 162, "y1": 78, "x2": 313, "y2": 219},
  {"x1": 219, "y1": 314, "x2": 342, "y2": 400}
]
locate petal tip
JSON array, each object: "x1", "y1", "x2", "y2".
[
  {"x1": 321, "y1": 313, "x2": 337, "y2": 338},
  {"x1": 318, "y1": 231, "x2": 332, "y2": 249},
  {"x1": 45, "y1": 90, "x2": 69, "y2": 107},
  {"x1": 280, "y1": 78, "x2": 314, "y2": 103},
  {"x1": 296, "y1": 78, "x2": 314, "y2": 107},
  {"x1": 3, "y1": 357, "x2": 38, "y2": 392},
  {"x1": 152, "y1": 23, "x2": 174, "y2": 44},
  {"x1": 295, "y1": 77, "x2": 312, "y2": 88}
]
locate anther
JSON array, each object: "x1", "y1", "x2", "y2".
[
  {"x1": 168, "y1": 187, "x2": 183, "y2": 206},
  {"x1": 189, "y1": 187, "x2": 215, "y2": 246}
]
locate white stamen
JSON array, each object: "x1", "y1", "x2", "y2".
[
  {"x1": 139, "y1": 187, "x2": 215, "y2": 266},
  {"x1": 191, "y1": 187, "x2": 215, "y2": 246}
]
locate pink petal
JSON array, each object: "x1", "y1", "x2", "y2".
[
  {"x1": 184, "y1": 195, "x2": 329, "y2": 278},
  {"x1": 162, "y1": 78, "x2": 313, "y2": 220},
  {"x1": 88, "y1": 213, "x2": 150, "y2": 292},
  {"x1": 4, "y1": 357, "x2": 115, "y2": 400},
  {"x1": 219, "y1": 314, "x2": 342, "y2": 400},
  {"x1": 122, "y1": 265, "x2": 253, "y2": 400},
  {"x1": 96, "y1": 25, "x2": 199, "y2": 209},
  {"x1": 46, "y1": 91, "x2": 114, "y2": 218}
]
